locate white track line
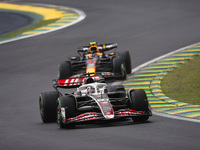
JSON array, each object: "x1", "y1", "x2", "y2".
[
  {"x1": 153, "y1": 111, "x2": 200, "y2": 123},
  {"x1": 134, "y1": 42, "x2": 200, "y2": 123},
  {"x1": 131, "y1": 42, "x2": 200, "y2": 73}
]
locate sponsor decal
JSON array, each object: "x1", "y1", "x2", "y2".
[
  {"x1": 100, "y1": 101, "x2": 113, "y2": 115},
  {"x1": 99, "y1": 101, "x2": 114, "y2": 119},
  {"x1": 87, "y1": 60, "x2": 96, "y2": 64},
  {"x1": 101, "y1": 72, "x2": 114, "y2": 76}
]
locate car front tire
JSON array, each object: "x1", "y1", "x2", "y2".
[
  {"x1": 39, "y1": 91, "x2": 59, "y2": 123},
  {"x1": 57, "y1": 96, "x2": 76, "y2": 128},
  {"x1": 129, "y1": 89, "x2": 150, "y2": 122}
]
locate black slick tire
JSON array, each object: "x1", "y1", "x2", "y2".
[
  {"x1": 57, "y1": 96, "x2": 76, "y2": 128},
  {"x1": 58, "y1": 61, "x2": 72, "y2": 79},
  {"x1": 121, "y1": 51, "x2": 132, "y2": 74},
  {"x1": 39, "y1": 91, "x2": 59, "y2": 123},
  {"x1": 112, "y1": 56, "x2": 126, "y2": 79},
  {"x1": 129, "y1": 89, "x2": 149, "y2": 122}
]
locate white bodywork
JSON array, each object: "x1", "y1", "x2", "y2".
[{"x1": 77, "y1": 83, "x2": 114, "y2": 119}]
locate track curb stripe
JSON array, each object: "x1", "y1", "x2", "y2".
[
  {"x1": 123, "y1": 44, "x2": 200, "y2": 120},
  {"x1": 0, "y1": 3, "x2": 86, "y2": 44}
]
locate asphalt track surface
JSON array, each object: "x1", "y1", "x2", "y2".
[
  {"x1": 0, "y1": 11, "x2": 33, "y2": 35},
  {"x1": 1, "y1": 0, "x2": 200, "y2": 149}
]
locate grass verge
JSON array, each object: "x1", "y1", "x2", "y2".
[
  {"x1": 0, "y1": 18, "x2": 59, "y2": 39},
  {"x1": 161, "y1": 55, "x2": 200, "y2": 105}
]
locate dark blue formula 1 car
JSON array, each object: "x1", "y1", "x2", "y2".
[{"x1": 58, "y1": 42, "x2": 132, "y2": 80}]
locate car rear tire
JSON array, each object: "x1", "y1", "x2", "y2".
[
  {"x1": 39, "y1": 91, "x2": 59, "y2": 123},
  {"x1": 116, "y1": 51, "x2": 132, "y2": 74},
  {"x1": 57, "y1": 96, "x2": 76, "y2": 128},
  {"x1": 112, "y1": 56, "x2": 126, "y2": 79},
  {"x1": 58, "y1": 61, "x2": 72, "y2": 79},
  {"x1": 121, "y1": 51, "x2": 132, "y2": 74},
  {"x1": 129, "y1": 89, "x2": 149, "y2": 122}
]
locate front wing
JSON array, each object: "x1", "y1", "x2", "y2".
[{"x1": 61, "y1": 109, "x2": 152, "y2": 124}]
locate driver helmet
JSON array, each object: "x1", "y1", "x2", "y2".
[
  {"x1": 82, "y1": 77, "x2": 94, "y2": 85},
  {"x1": 89, "y1": 42, "x2": 99, "y2": 52}
]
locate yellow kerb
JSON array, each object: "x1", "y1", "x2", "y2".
[{"x1": 0, "y1": 3, "x2": 62, "y2": 20}]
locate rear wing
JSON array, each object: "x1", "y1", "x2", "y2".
[
  {"x1": 99, "y1": 43, "x2": 118, "y2": 51},
  {"x1": 53, "y1": 75, "x2": 103, "y2": 88},
  {"x1": 78, "y1": 43, "x2": 118, "y2": 52}
]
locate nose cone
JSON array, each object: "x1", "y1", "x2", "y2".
[
  {"x1": 99, "y1": 101, "x2": 114, "y2": 119},
  {"x1": 104, "y1": 114, "x2": 114, "y2": 119}
]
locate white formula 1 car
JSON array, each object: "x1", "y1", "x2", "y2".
[{"x1": 39, "y1": 76, "x2": 152, "y2": 128}]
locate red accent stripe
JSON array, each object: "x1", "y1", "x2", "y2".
[
  {"x1": 67, "y1": 112, "x2": 99, "y2": 122},
  {"x1": 118, "y1": 109, "x2": 144, "y2": 116},
  {"x1": 58, "y1": 76, "x2": 100, "y2": 86}
]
